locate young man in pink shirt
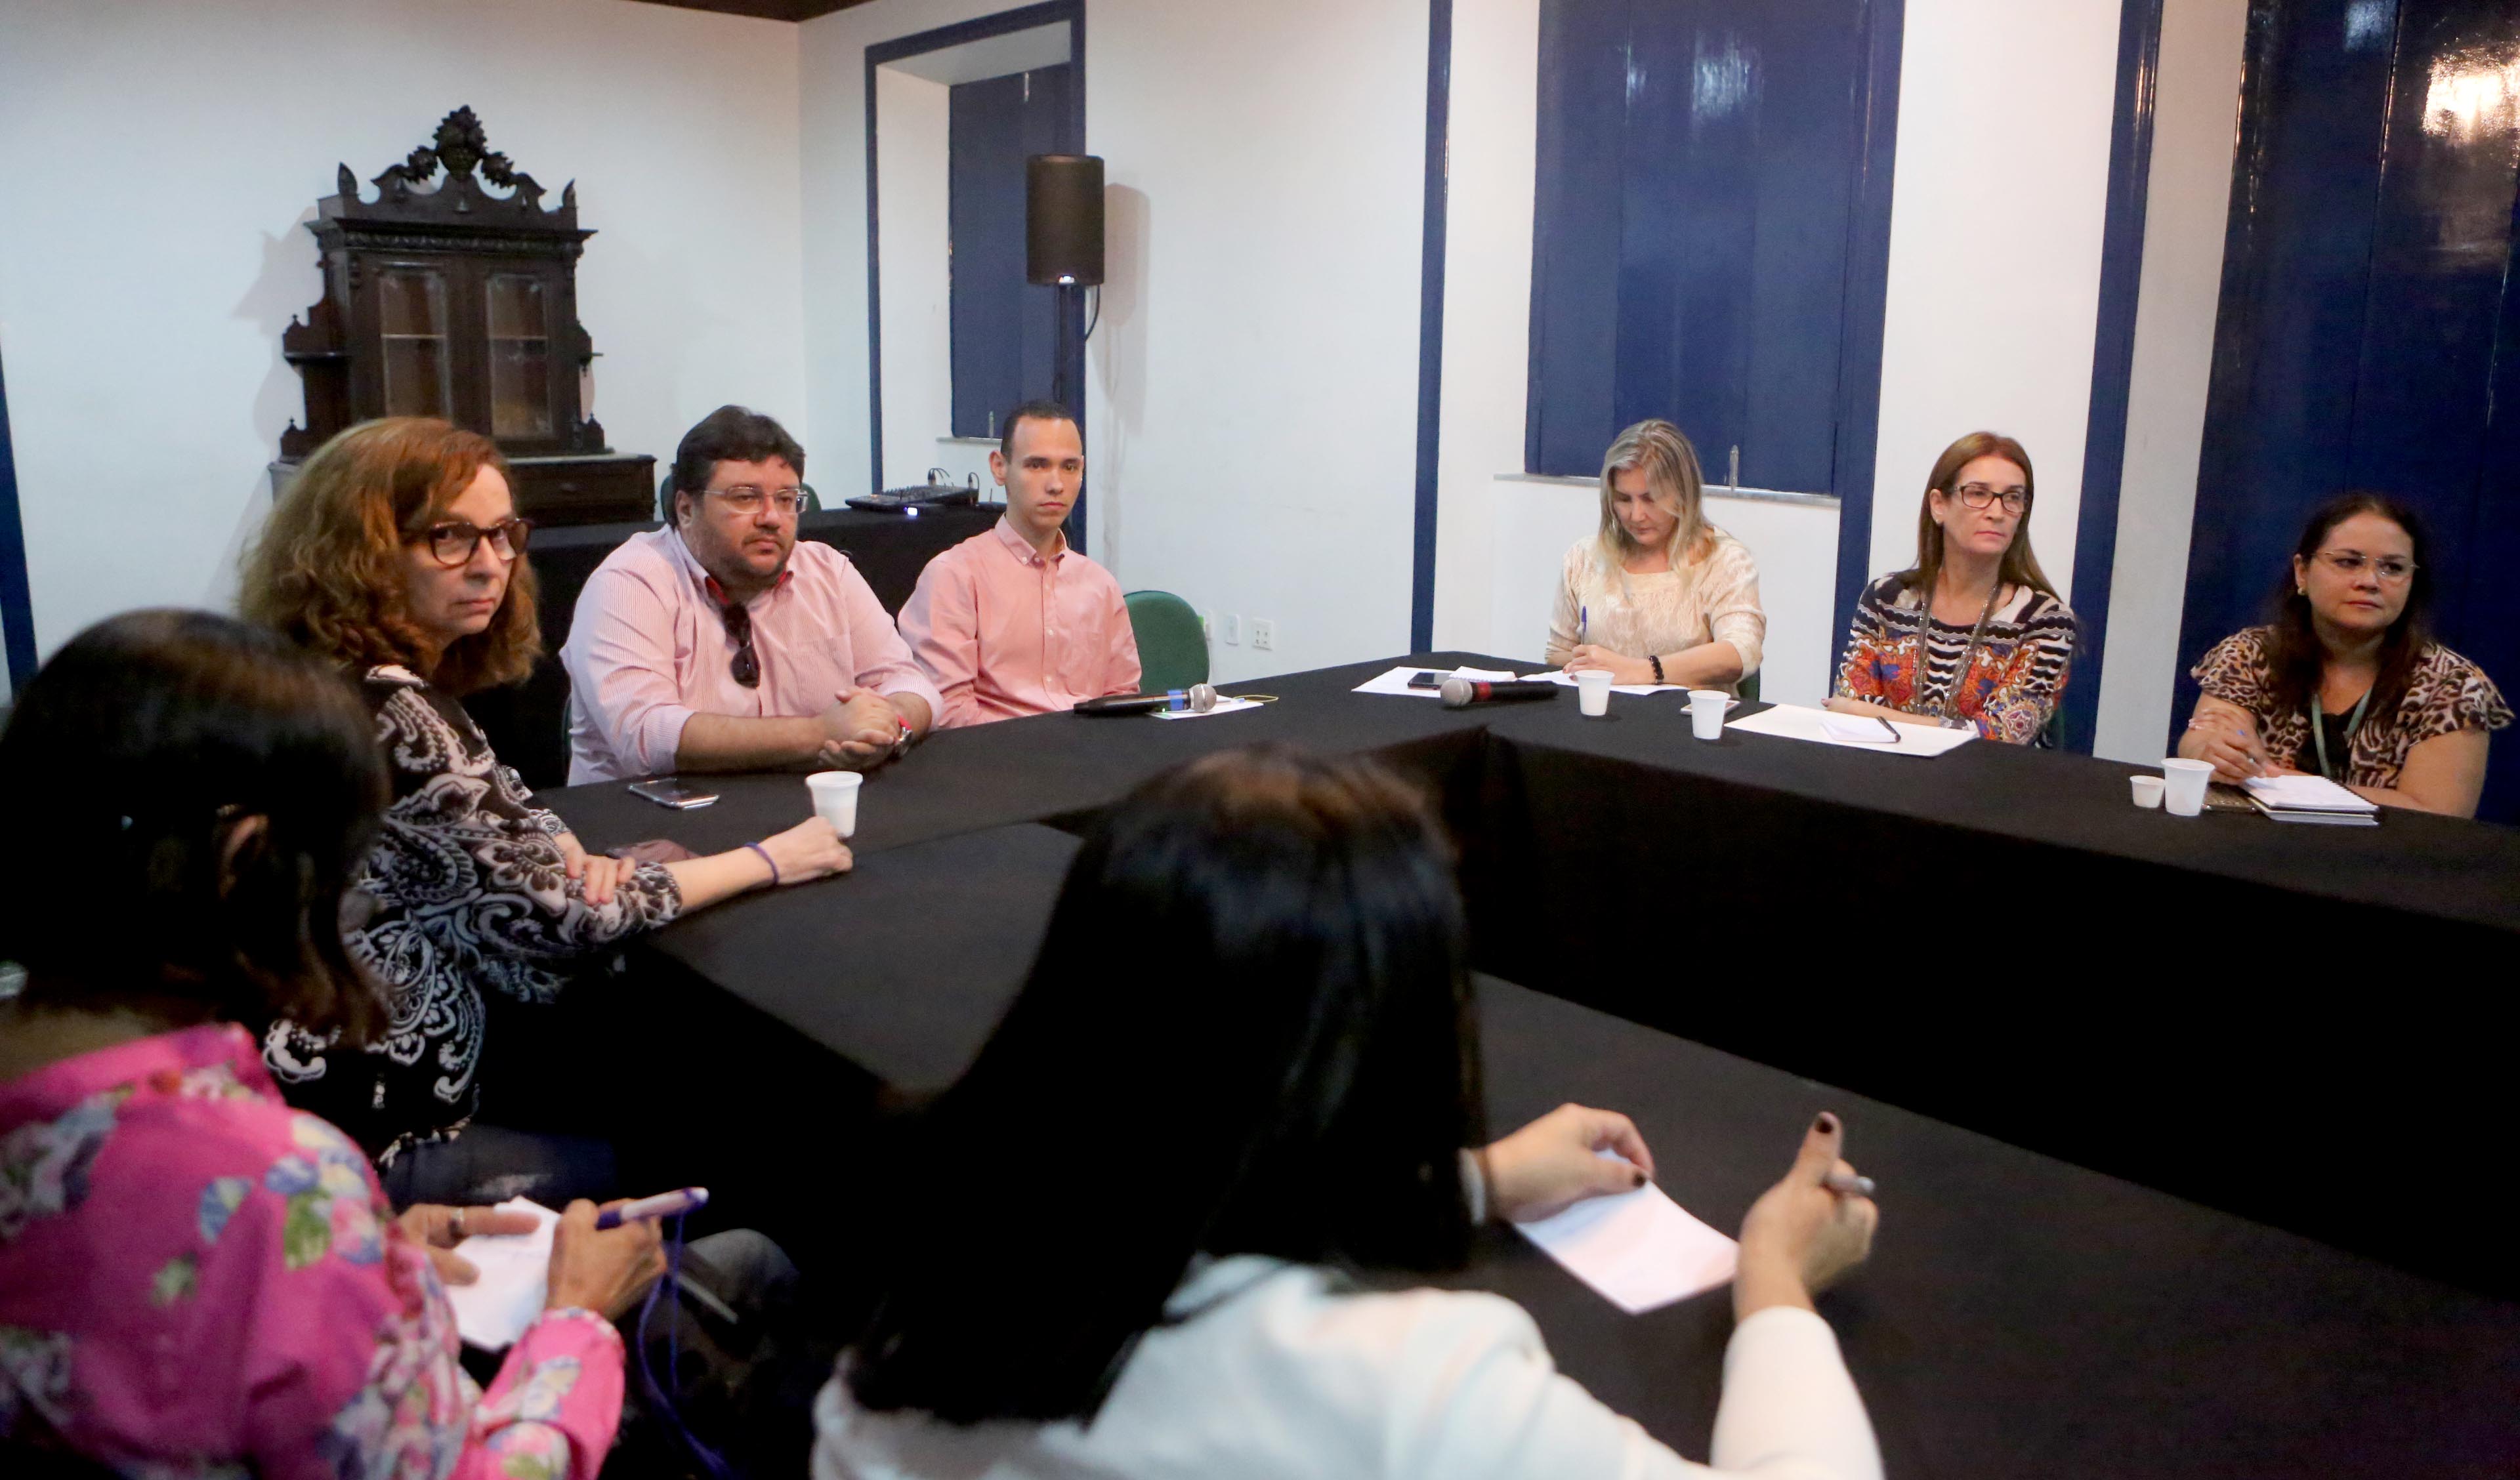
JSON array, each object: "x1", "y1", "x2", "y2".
[
  {"x1": 898, "y1": 401, "x2": 1143, "y2": 726},
  {"x1": 562, "y1": 406, "x2": 942, "y2": 783}
]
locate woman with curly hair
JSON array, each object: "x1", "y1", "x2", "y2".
[{"x1": 241, "y1": 417, "x2": 850, "y2": 1202}]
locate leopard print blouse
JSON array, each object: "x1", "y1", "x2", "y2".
[{"x1": 2191, "y1": 628, "x2": 2511, "y2": 789}]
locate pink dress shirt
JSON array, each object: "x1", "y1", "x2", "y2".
[
  {"x1": 897, "y1": 518, "x2": 1143, "y2": 728},
  {"x1": 562, "y1": 527, "x2": 946, "y2": 783},
  {"x1": 0, "y1": 1023, "x2": 623, "y2": 1480}
]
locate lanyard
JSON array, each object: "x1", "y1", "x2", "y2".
[
  {"x1": 1916, "y1": 583, "x2": 2004, "y2": 726},
  {"x1": 2309, "y1": 684, "x2": 2373, "y2": 783}
]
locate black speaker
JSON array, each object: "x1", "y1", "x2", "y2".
[{"x1": 1027, "y1": 154, "x2": 1104, "y2": 287}]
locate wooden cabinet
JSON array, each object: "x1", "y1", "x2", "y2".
[{"x1": 279, "y1": 107, "x2": 651, "y2": 525}]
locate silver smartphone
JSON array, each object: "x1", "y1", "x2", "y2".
[{"x1": 627, "y1": 777, "x2": 720, "y2": 810}]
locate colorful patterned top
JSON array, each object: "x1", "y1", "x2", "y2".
[
  {"x1": 263, "y1": 667, "x2": 682, "y2": 1165},
  {"x1": 0, "y1": 1022, "x2": 623, "y2": 1480},
  {"x1": 2190, "y1": 627, "x2": 2511, "y2": 789},
  {"x1": 1834, "y1": 576, "x2": 2076, "y2": 745}
]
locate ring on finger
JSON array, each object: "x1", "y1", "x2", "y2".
[{"x1": 449, "y1": 1208, "x2": 466, "y2": 1239}]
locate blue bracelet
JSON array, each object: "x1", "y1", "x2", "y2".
[{"x1": 744, "y1": 840, "x2": 780, "y2": 886}]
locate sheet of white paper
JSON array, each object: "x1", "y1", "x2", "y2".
[
  {"x1": 1727, "y1": 703, "x2": 1976, "y2": 757},
  {"x1": 1351, "y1": 665, "x2": 1523, "y2": 698},
  {"x1": 1148, "y1": 695, "x2": 1266, "y2": 720},
  {"x1": 1514, "y1": 1173, "x2": 1739, "y2": 1315},
  {"x1": 444, "y1": 1197, "x2": 560, "y2": 1349},
  {"x1": 1538, "y1": 668, "x2": 1681, "y2": 697},
  {"x1": 2242, "y1": 773, "x2": 2378, "y2": 812},
  {"x1": 1819, "y1": 712, "x2": 1904, "y2": 745}
]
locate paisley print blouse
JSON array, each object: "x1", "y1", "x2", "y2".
[{"x1": 264, "y1": 667, "x2": 681, "y2": 1164}]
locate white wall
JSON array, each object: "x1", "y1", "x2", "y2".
[
  {"x1": 805, "y1": 0, "x2": 1431, "y2": 684},
  {"x1": 2091, "y1": 0, "x2": 2250, "y2": 762},
  {"x1": 1433, "y1": 0, "x2": 2128, "y2": 698},
  {"x1": 874, "y1": 64, "x2": 955, "y2": 491},
  {"x1": 0, "y1": 0, "x2": 805, "y2": 655},
  {"x1": 1868, "y1": 0, "x2": 2125, "y2": 595}
]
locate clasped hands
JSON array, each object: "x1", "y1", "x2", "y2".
[
  {"x1": 1481, "y1": 1103, "x2": 1878, "y2": 1321},
  {"x1": 816, "y1": 686, "x2": 908, "y2": 771}
]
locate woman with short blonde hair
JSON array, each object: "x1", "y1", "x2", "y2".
[
  {"x1": 1544, "y1": 419, "x2": 1766, "y2": 693},
  {"x1": 1826, "y1": 432, "x2": 2076, "y2": 745},
  {"x1": 242, "y1": 417, "x2": 849, "y2": 1202}
]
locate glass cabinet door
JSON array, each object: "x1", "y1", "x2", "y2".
[
  {"x1": 377, "y1": 268, "x2": 453, "y2": 418},
  {"x1": 487, "y1": 273, "x2": 555, "y2": 438}
]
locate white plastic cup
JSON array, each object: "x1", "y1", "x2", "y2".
[
  {"x1": 2161, "y1": 758, "x2": 2212, "y2": 817},
  {"x1": 1572, "y1": 668, "x2": 1614, "y2": 717},
  {"x1": 806, "y1": 770, "x2": 863, "y2": 838},
  {"x1": 2130, "y1": 775, "x2": 2164, "y2": 810},
  {"x1": 1688, "y1": 689, "x2": 1727, "y2": 741}
]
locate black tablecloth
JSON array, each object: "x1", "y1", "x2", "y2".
[
  {"x1": 534, "y1": 654, "x2": 2520, "y2": 1292},
  {"x1": 1468, "y1": 691, "x2": 2520, "y2": 1288},
  {"x1": 1464, "y1": 977, "x2": 2520, "y2": 1479}
]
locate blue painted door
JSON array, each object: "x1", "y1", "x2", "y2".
[
  {"x1": 1525, "y1": 0, "x2": 1885, "y2": 496},
  {"x1": 2181, "y1": 0, "x2": 2520, "y2": 821},
  {"x1": 949, "y1": 65, "x2": 1074, "y2": 440}
]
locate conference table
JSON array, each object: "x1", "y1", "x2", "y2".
[{"x1": 535, "y1": 651, "x2": 2520, "y2": 1478}]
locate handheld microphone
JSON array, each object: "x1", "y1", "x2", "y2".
[
  {"x1": 1439, "y1": 677, "x2": 1561, "y2": 709},
  {"x1": 1075, "y1": 684, "x2": 1221, "y2": 716}
]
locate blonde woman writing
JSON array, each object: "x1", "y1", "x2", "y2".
[{"x1": 1544, "y1": 419, "x2": 1765, "y2": 693}]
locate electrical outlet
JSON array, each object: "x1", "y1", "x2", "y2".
[
  {"x1": 1251, "y1": 619, "x2": 1274, "y2": 651},
  {"x1": 1221, "y1": 613, "x2": 1240, "y2": 646}
]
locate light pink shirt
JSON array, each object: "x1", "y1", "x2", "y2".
[
  {"x1": 898, "y1": 517, "x2": 1143, "y2": 727},
  {"x1": 562, "y1": 527, "x2": 946, "y2": 783}
]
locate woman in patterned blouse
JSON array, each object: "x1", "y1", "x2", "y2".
[
  {"x1": 241, "y1": 418, "x2": 851, "y2": 1201},
  {"x1": 0, "y1": 609, "x2": 661, "y2": 1480},
  {"x1": 1827, "y1": 432, "x2": 2076, "y2": 745},
  {"x1": 1545, "y1": 419, "x2": 1767, "y2": 694},
  {"x1": 2179, "y1": 493, "x2": 2510, "y2": 816}
]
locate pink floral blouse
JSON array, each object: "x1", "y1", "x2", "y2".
[{"x1": 0, "y1": 1023, "x2": 623, "y2": 1480}]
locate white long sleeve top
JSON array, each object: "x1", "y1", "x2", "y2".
[{"x1": 812, "y1": 1255, "x2": 1881, "y2": 1480}]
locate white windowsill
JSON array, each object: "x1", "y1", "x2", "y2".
[{"x1": 1494, "y1": 472, "x2": 1838, "y2": 509}]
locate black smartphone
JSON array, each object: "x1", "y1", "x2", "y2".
[
  {"x1": 627, "y1": 777, "x2": 720, "y2": 810},
  {"x1": 1406, "y1": 670, "x2": 1446, "y2": 689}
]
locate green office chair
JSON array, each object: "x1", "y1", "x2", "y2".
[
  {"x1": 1125, "y1": 590, "x2": 1209, "y2": 691},
  {"x1": 1738, "y1": 668, "x2": 1761, "y2": 703}
]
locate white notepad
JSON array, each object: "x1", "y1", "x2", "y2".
[
  {"x1": 442, "y1": 1197, "x2": 560, "y2": 1349},
  {"x1": 1513, "y1": 1170, "x2": 1739, "y2": 1315},
  {"x1": 2243, "y1": 773, "x2": 2379, "y2": 813},
  {"x1": 1727, "y1": 703, "x2": 1977, "y2": 757},
  {"x1": 1148, "y1": 695, "x2": 1265, "y2": 720}
]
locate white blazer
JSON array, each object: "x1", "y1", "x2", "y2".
[{"x1": 813, "y1": 1255, "x2": 1882, "y2": 1480}]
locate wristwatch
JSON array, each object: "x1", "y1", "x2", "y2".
[{"x1": 890, "y1": 714, "x2": 917, "y2": 760}]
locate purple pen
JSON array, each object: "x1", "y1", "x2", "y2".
[{"x1": 595, "y1": 1186, "x2": 709, "y2": 1229}]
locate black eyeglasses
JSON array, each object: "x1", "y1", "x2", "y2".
[
  {"x1": 415, "y1": 518, "x2": 531, "y2": 568},
  {"x1": 1952, "y1": 483, "x2": 2029, "y2": 515},
  {"x1": 715, "y1": 594, "x2": 760, "y2": 688}
]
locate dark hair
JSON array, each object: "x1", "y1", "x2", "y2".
[
  {"x1": 1901, "y1": 430, "x2": 2059, "y2": 601},
  {"x1": 673, "y1": 405, "x2": 807, "y2": 497},
  {"x1": 2264, "y1": 491, "x2": 2433, "y2": 721},
  {"x1": 847, "y1": 747, "x2": 1481, "y2": 1424},
  {"x1": 0, "y1": 610, "x2": 388, "y2": 1039},
  {"x1": 240, "y1": 417, "x2": 541, "y2": 695},
  {"x1": 998, "y1": 399, "x2": 1078, "y2": 464}
]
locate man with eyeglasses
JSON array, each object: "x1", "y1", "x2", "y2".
[
  {"x1": 562, "y1": 405, "x2": 940, "y2": 784},
  {"x1": 898, "y1": 401, "x2": 1142, "y2": 726}
]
